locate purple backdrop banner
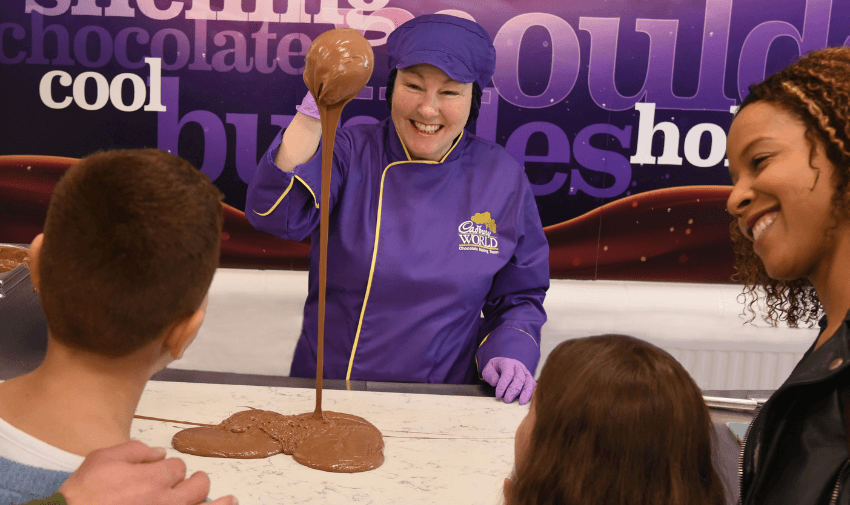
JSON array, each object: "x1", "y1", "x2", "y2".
[{"x1": 1, "y1": 0, "x2": 845, "y2": 280}]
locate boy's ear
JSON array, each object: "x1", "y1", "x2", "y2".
[
  {"x1": 164, "y1": 294, "x2": 208, "y2": 360},
  {"x1": 28, "y1": 234, "x2": 44, "y2": 291}
]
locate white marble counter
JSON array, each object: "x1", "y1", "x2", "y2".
[{"x1": 132, "y1": 381, "x2": 525, "y2": 505}]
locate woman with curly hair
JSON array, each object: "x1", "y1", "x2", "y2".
[
  {"x1": 727, "y1": 46, "x2": 850, "y2": 505},
  {"x1": 503, "y1": 335, "x2": 726, "y2": 505}
]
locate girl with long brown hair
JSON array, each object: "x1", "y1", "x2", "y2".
[
  {"x1": 727, "y1": 46, "x2": 850, "y2": 505},
  {"x1": 504, "y1": 334, "x2": 725, "y2": 505}
]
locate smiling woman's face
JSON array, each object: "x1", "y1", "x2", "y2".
[
  {"x1": 390, "y1": 64, "x2": 472, "y2": 162},
  {"x1": 726, "y1": 101, "x2": 841, "y2": 282}
]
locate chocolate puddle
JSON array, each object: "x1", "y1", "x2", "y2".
[
  {"x1": 172, "y1": 29, "x2": 381, "y2": 473},
  {"x1": 0, "y1": 245, "x2": 28, "y2": 274},
  {"x1": 172, "y1": 409, "x2": 384, "y2": 472}
]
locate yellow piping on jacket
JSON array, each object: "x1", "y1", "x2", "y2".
[
  {"x1": 345, "y1": 131, "x2": 465, "y2": 380},
  {"x1": 253, "y1": 174, "x2": 320, "y2": 216}
]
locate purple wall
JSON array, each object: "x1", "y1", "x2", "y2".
[{"x1": 1, "y1": 0, "x2": 844, "y2": 280}]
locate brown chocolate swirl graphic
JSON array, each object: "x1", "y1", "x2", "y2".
[{"x1": 0, "y1": 155, "x2": 735, "y2": 281}]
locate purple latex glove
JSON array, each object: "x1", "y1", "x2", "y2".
[
  {"x1": 295, "y1": 91, "x2": 320, "y2": 119},
  {"x1": 482, "y1": 357, "x2": 536, "y2": 405}
]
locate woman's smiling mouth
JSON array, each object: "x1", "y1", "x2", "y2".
[
  {"x1": 411, "y1": 120, "x2": 442, "y2": 135},
  {"x1": 750, "y1": 210, "x2": 779, "y2": 242}
]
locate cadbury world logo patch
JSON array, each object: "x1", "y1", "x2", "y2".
[{"x1": 458, "y1": 212, "x2": 499, "y2": 255}]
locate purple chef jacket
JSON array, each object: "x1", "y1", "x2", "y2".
[{"x1": 246, "y1": 117, "x2": 549, "y2": 384}]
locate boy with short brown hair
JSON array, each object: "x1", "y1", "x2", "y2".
[{"x1": 0, "y1": 149, "x2": 224, "y2": 504}]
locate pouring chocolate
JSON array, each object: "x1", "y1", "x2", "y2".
[
  {"x1": 172, "y1": 29, "x2": 385, "y2": 474},
  {"x1": 304, "y1": 28, "x2": 373, "y2": 420}
]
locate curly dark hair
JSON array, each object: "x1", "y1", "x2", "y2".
[{"x1": 732, "y1": 46, "x2": 850, "y2": 327}]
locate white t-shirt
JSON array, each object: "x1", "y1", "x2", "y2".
[{"x1": 0, "y1": 415, "x2": 84, "y2": 472}]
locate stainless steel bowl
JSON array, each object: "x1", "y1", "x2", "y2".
[{"x1": 0, "y1": 244, "x2": 31, "y2": 300}]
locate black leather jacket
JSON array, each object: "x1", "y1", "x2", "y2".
[{"x1": 740, "y1": 313, "x2": 850, "y2": 505}]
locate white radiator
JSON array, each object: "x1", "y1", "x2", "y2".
[
  {"x1": 667, "y1": 349, "x2": 803, "y2": 390},
  {"x1": 180, "y1": 270, "x2": 816, "y2": 390},
  {"x1": 542, "y1": 279, "x2": 815, "y2": 391}
]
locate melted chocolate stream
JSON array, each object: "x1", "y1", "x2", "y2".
[
  {"x1": 133, "y1": 415, "x2": 214, "y2": 427},
  {"x1": 313, "y1": 102, "x2": 344, "y2": 419},
  {"x1": 169, "y1": 29, "x2": 382, "y2": 473}
]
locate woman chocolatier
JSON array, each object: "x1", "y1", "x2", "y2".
[{"x1": 246, "y1": 15, "x2": 549, "y2": 404}]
